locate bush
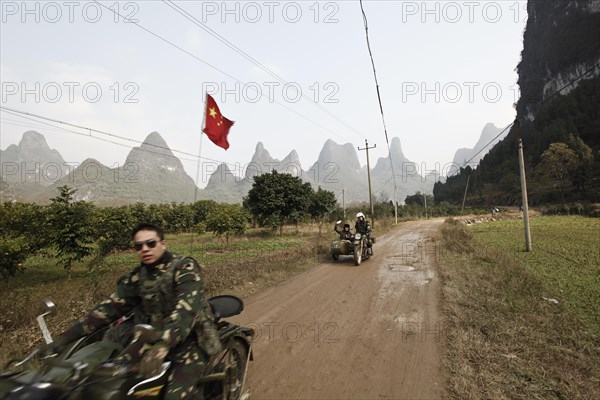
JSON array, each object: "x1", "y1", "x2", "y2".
[{"x1": 0, "y1": 236, "x2": 28, "y2": 279}]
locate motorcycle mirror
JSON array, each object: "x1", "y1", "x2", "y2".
[
  {"x1": 37, "y1": 299, "x2": 56, "y2": 344},
  {"x1": 41, "y1": 299, "x2": 56, "y2": 316}
]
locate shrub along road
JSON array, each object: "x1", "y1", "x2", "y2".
[{"x1": 233, "y1": 219, "x2": 445, "y2": 399}]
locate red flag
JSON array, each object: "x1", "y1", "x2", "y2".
[{"x1": 202, "y1": 94, "x2": 234, "y2": 150}]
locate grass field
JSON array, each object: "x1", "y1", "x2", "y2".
[{"x1": 440, "y1": 216, "x2": 600, "y2": 399}]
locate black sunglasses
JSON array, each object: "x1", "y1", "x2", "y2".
[{"x1": 134, "y1": 239, "x2": 158, "y2": 251}]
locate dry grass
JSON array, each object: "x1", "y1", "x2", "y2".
[{"x1": 439, "y1": 218, "x2": 600, "y2": 399}]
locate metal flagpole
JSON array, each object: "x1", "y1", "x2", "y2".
[
  {"x1": 194, "y1": 92, "x2": 207, "y2": 204},
  {"x1": 190, "y1": 93, "x2": 207, "y2": 253}
]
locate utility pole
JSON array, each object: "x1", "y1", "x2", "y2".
[
  {"x1": 516, "y1": 119, "x2": 532, "y2": 251},
  {"x1": 342, "y1": 189, "x2": 346, "y2": 220},
  {"x1": 358, "y1": 140, "x2": 376, "y2": 224},
  {"x1": 393, "y1": 188, "x2": 398, "y2": 224},
  {"x1": 461, "y1": 173, "x2": 470, "y2": 215}
]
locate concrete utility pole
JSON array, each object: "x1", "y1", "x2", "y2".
[
  {"x1": 358, "y1": 139, "x2": 376, "y2": 224},
  {"x1": 342, "y1": 189, "x2": 346, "y2": 219},
  {"x1": 394, "y1": 188, "x2": 398, "y2": 224},
  {"x1": 461, "y1": 173, "x2": 470, "y2": 215},
  {"x1": 516, "y1": 119, "x2": 532, "y2": 251}
]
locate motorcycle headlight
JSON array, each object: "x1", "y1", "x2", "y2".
[{"x1": 355, "y1": 233, "x2": 361, "y2": 240}]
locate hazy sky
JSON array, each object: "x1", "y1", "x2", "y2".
[{"x1": 1, "y1": 0, "x2": 527, "y2": 187}]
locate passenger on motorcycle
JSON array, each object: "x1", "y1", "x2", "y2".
[
  {"x1": 355, "y1": 212, "x2": 373, "y2": 252},
  {"x1": 334, "y1": 220, "x2": 354, "y2": 241},
  {"x1": 40, "y1": 222, "x2": 221, "y2": 400}
]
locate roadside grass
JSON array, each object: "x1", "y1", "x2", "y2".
[
  {"x1": 439, "y1": 216, "x2": 600, "y2": 399},
  {"x1": 0, "y1": 224, "x2": 332, "y2": 367}
]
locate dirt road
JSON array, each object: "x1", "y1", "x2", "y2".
[{"x1": 235, "y1": 219, "x2": 444, "y2": 399}]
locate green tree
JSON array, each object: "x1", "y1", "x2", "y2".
[
  {"x1": 566, "y1": 134, "x2": 593, "y2": 193},
  {"x1": 405, "y1": 191, "x2": 434, "y2": 207},
  {"x1": 537, "y1": 142, "x2": 579, "y2": 201},
  {"x1": 0, "y1": 236, "x2": 28, "y2": 280},
  {"x1": 243, "y1": 170, "x2": 314, "y2": 235},
  {"x1": 205, "y1": 204, "x2": 249, "y2": 246},
  {"x1": 308, "y1": 187, "x2": 337, "y2": 235},
  {"x1": 93, "y1": 205, "x2": 136, "y2": 265},
  {"x1": 48, "y1": 186, "x2": 96, "y2": 270},
  {"x1": 191, "y1": 200, "x2": 218, "y2": 225},
  {"x1": 0, "y1": 202, "x2": 50, "y2": 253}
]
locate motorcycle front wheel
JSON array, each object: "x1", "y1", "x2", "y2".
[
  {"x1": 353, "y1": 244, "x2": 362, "y2": 266},
  {"x1": 225, "y1": 339, "x2": 248, "y2": 400}
]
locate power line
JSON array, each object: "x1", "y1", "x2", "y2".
[
  {"x1": 162, "y1": 0, "x2": 365, "y2": 141},
  {"x1": 359, "y1": 0, "x2": 398, "y2": 218},
  {"x1": 91, "y1": 0, "x2": 355, "y2": 145},
  {"x1": 449, "y1": 62, "x2": 600, "y2": 176},
  {"x1": 1, "y1": 107, "x2": 361, "y2": 186},
  {"x1": 0, "y1": 106, "x2": 233, "y2": 166}
]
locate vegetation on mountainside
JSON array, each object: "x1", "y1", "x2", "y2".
[{"x1": 434, "y1": 78, "x2": 600, "y2": 206}]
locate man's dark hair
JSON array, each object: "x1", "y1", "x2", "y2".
[{"x1": 132, "y1": 222, "x2": 165, "y2": 241}]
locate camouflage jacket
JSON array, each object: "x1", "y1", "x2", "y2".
[
  {"x1": 355, "y1": 220, "x2": 371, "y2": 235},
  {"x1": 63, "y1": 252, "x2": 219, "y2": 359}
]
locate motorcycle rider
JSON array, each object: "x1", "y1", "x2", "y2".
[
  {"x1": 355, "y1": 212, "x2": 373, "y2": 253},
  {"x1": 334, "y1": 220, "x2": 354, "y2": 241},
  {"x1": 41, "y1": 222, "x2": 221, "y2": 400}
]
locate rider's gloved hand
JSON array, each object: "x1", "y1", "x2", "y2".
[{"x1": 140, "y1": 341, "x2": 169, "y2": 378}]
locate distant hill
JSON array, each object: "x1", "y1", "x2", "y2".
[
  {"x1": 1, "y1": 131, "x2": 68, "y2": 185},
  {"x1": 26, "y1": 132, "x2": 198, "y2": 204},
  {"x1": 448, "y1": 123, "x2": 508, "y2": 176},
  {"x1": 2, "y1": 131, "x2": 442, "y2": 205}
]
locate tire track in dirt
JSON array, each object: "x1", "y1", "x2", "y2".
[{"x1": 233, "y1": 219, "x2": 444, "y2": 399}]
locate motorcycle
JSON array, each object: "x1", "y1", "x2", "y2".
[
  {"x1": 352, "y1": 232, "x2": 374, "y2": 266},
  {"x1": 331, "y1": 232, "x2": 374, "y2": 266},
  {"x1": 0, "y1": 296, "x2": 254, "y2": 400}
]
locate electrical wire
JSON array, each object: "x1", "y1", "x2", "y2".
[
  {"x1": 92, "y1": 0, "x2": 356, "y2": 145},
  {"x1": 449, "y1": 61, "x2": 600, "y2": 176},
  {"x1": 1, "y1": 106, "x2": 232, "y2": 166},
  {"x1": 358, "y1": 0, "x2": 398, "y2": 200},
  {"x1": 162, "y1": 0, "x2": 365, "y2": 141}
]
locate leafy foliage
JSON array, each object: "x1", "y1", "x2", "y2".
[
  {"x1": 536, "y1": 142, "x2": 579, "y2": 201},
  {"x1": 0, "y1": 202, "x2": 50, "y2": 253},
  {"x1": 308, "y1": 187, "x2": 337, "y2": 234},
  {"x1": 243, "y1": 171, "x2": 314, "y2": 235},
  {"x1": 0, "y1": 236, "x2": 28, "y2": 279},
  {"x1": 405, "y1": 191, "x2": 435, "y2": 207},
  {"x1": 47, "y1": 186, "x2": 96, "y2": 270},
  {"x1": 435, "y1": 77, "x2": 600, "y2": 205},
  {"x1": 205, "y1": 204, "x2": 249, "y2": 245},
  {"x1": 93, "y1": 206, "x2": 136, "y2": 264}
]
